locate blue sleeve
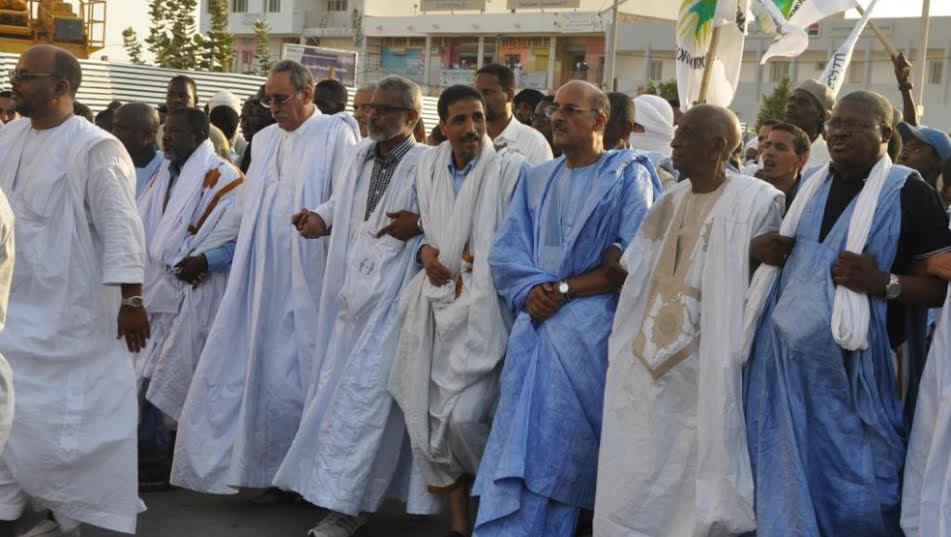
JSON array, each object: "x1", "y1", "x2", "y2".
[
  {"x1": 204, "y1": 240, "x2": 237, "y2": 272},
  {"x1": 616, "y1": 165, "x2": 654, "y2": 251},
  {"x1": 488, "y1": 170, "x2": 557, "y2": 313}
]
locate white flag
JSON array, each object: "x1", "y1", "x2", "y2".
[
  {"x1": 817, "y1": 0, "x2": 877, "y2": 97},
  {"x1": 675, "y1": 0, "x2": 750, "y2": 109},
  {"x1": 756, "y1": 0, "x2": 856, "y2": 63}
]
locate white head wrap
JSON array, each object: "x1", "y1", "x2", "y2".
[
  {"x1": 629, "y1": 94, "x2": 675, "y2": 156},
  {"x1": 208, "y1": 91, "x2": 241, "y2": 115}
]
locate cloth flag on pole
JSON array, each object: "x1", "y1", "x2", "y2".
[
  {"x1": 817, "y1": 0, "x2": 878, "y2": 97},
  {"x1": 675, "y1": 0, "x2": 750, "y2": 109},
  {"x1": 756, "y1": 0, "x2": 856, "y2": 63}
]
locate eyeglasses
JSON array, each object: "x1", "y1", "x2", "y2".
[
  {"x1": 8, "y1": 69, "x2": 61, "y2": 84},
  {"x1": 823, "y1": 120, "x2": 882, "y2": 133},
  {"x1": 544, "y1": 104, "x2": 598, "y2": 118},
  {"x1": 260, "y1": 91, "x2": 300, "y2": 109},
  {"x1": 368, "y1": 103, "x2": 413, "y2": 115}
]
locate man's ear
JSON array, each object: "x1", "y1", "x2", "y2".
[{"x1": 880, "y1": 123, "x2": 893, "y2": 145}]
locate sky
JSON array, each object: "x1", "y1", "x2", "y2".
[{"x1": 102, "y1": 0, "x2": 951, "y2": 62}]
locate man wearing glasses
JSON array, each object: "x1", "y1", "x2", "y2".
[
  {"x1": 472, "y1": 80, "x2": 661, "y2": 537},
  {"x1": 273, "y1": 75, "x2": 435, "y2": 537},
  {"x1": 170, "y1": 60, "x2": 356, "y2": 501},
  {"x1": 746, "y1": 90, "x2": 951, "y2": 537},
  {"x1": 475, "y1": 64, "x2": 553, "y2": 165},
  {"x1": 0, "y1": 45, "x2": 147, "y2": 537}
]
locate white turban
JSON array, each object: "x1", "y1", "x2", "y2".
[
  {"x1": 629, "y1": 94, "x2": 675, "y2": 156},
  {"x1": 208, "y1": 91, "x2": 241, "y2": 115}
]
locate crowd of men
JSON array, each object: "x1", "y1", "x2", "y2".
[{"x1": 0, "y1": 42, "x2": 946, "y2": 537}]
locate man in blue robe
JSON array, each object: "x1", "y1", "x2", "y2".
[
  {"x1": 473, "y1": 80, "x2": 661, "y2": 537},
  {"x1": 745, "y1": 90, "x2": 951, "y2": 537}
]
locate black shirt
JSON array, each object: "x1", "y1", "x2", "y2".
[{"x1": 818, "y1": 167, "x2": 951, "y2": 346}]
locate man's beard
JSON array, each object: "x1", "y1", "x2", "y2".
[{"x1": 369, "y1": 123, "x2": 400, "y2": 142}]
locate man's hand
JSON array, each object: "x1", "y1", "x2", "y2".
[
  {"x1": 832, "y1": 251, "x2": 889, "y2": 296},
  {"x1": 926, "y1": 252, "x2": 951, "y2": 281},
  {"x1": 376, "y1": 210, "x2": 421, "y2": 241},
  {"x1": 525, "y1": 283, "x2": 565, "y2": 321},
  {"x1": 893, "y1": 52, "x2": 912, "y2": 86},
  {"x1": 118, "y1": 305, "x2": 150, "y2": 353},
  {"x1": 175, "y1": 255, "x2": 208, "y2": 286},
  {"x1": 292, "y1": 209, "x2": 327, "y2": 239},
  {"x1": 420, "y1": 245, "x2": 452, "y2": 287},
  {"x1": 751, "y1": 233, "x2": 795, "y2": 267}
]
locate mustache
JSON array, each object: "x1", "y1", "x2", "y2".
[
  {"x1": 461, "y1": 132, "x2": 480, "y2": 142},
  {"x1": 272, "y1": 112, "x2": 288, "y2": 120}
]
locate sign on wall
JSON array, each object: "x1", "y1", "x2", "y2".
[
  {"x1": 506, "y1": 0, "x2": 580, "y2": 10},
  {"x1": 282, "y1": 44, "x2": 358, "y2": 87},
  {"x1": 420, "y1": 0, "x2": 486, "y2": 11}
]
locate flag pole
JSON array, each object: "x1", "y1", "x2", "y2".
[
  {"x1": 854, "y1": 4, "x2": 899, "y2": 59},
  {"x1": 914, "y1": 0, "x2": 931, "y2": 107},
  {"x1": 697, "y1": 26, "x2": 721, "y2": 104}
]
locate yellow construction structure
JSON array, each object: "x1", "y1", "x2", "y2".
[{"x1": 0, "y1": 0, "x2": 105, "y2": 59}]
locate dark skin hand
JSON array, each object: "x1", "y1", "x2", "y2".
[
  {"x1": 833, "y1": 250, "x2": 948, "y2": 307},
  {"x1": 292, "y1": 209, "x2": 327, "y2": 239},
  {"x1": 892, "y1": 52, "x2": 918, "y2": 126},
  {"x1": 118, "y1": 283, "x2": 150, "y2": 353},
  {"x1": 602, "y1": 246, "x2": 627, "y2": 286},
  {"x1": 751, "y1": 233, "x2": 795, "y2": 267},
  {"x1": 525, "y1": 246, "x2": 625, "y2": 321},
  {"x1": 376, "y1": 210, "x2": 421, "y2": 241},
  {"x1": 175, "y1": 255, "x2": 209, "y2": 287},
  {"x1": 525, "y1": 283, "x2": 565, "y2": 321},
  {"x1": 926, "y1": 252, "x2": 951, "y2": 281},
  {"x1": 420, "y1": 244, "x2": 452, "y2": 287}
]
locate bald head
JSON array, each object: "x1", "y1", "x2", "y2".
[
  {"x1": 670, "y1": 104, "x2": 741, "y2": 178},
  {"x1": 22, "y1": 45, "x2": 81, "y2": 97},
  {"x1": 113, "y1": 102, "x2": 159, "y2": 158}
]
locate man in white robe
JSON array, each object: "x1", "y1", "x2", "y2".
[
  {"x1": 170, "y1": 60, "x2": 356, "y2": 497},
  {"x1": 0, "y1": 189, "x2": 14, "y2": 458},
  {"x1": 136, "y1": 108, "x2": 243, "y2": 421},
  {"x1": 0, "y1": 45, "x2": 148, "y2": 536},
  {"x1": 594, "y1": 105, "x2": 783, "y2": 537},
  {"x1": 475, "y1": 64, "x2": 553, "y2": 165},
  {"x1": 389, "y1": 84, "x2": 527, "y2": 536},
  {"x1": 274, "y1": 75, "x2": 438, "y2": 537}
]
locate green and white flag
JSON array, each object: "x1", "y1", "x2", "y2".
[
  {"x1": 757, "y1": 0, "x2": 855, "y2": 63},
  {"x1": 675, "y1": 0, "x2": 750, "y2": 108}
]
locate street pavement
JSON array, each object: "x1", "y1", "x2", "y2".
[{"x1": 82, "y1": 489, "x2": 449, "y2": 537}]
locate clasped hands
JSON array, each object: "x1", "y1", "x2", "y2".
[
  {"x1": 751, "y1": 233, "x2": 888, "y2": 295},
  {"x1": 291, "y1": 209, "x2": 420, "y2": 241}
]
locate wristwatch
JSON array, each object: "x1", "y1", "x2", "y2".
[
  {"x1": 558, "y1": 279, "x2": 572, "y2": 299},
  {"x1": 416, "y1": 217, "x2": 424, "y2": 233},
  {"x1": 121, "y1": 296, "x2": 144, "y2": 308},
  {"x1": 884, "y1": 273, "x2": 902, "y2": 300}
]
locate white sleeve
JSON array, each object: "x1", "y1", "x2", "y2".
[{"x1": 85, "y1": 139, "x2": 146, "y2": 285}]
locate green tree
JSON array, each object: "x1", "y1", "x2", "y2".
[
  {"x1": 645, "y1": 79, "x2": 679, "y2": 102},
  {"x1": 200, "y1": 0, "x2": 236, "y2": 72},
  {"x1": 165, "y1": 0, "x2": 201, "y2": 70},
  {"x1": 756, "y1": 75, "x2": 791, "y2": 129},
  {"x1": 145, "y1": 0, "x2": 172, "y2": 67},
  {"x1": 122, "y1": 27, "x2": 146, "y2": 65},
  {"x1": 253, "y1": 19, "x2": 273, "y2": 76}
]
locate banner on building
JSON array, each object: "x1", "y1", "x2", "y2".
[
  {"x1": 420, "y1": 0, "x2": 486, "y2": 11},
  {"x1": 560, "y1": 12, "x2": 603, "y2": 33},
  {"x1": 282, "y1": 44, "x2": 358, "y2": 87},
  {"x1": 817, "y1": 0, "x2": 878, "y2": 97},
  {"x1": 675, "y1": 0, "x2": 749, "y2": 109},
  {"x1": 507, "y1": 0, "x2": 580, "y2": 10},
  {"x1": 439, "y1": 69, "x2": 476, "y2": 87}
]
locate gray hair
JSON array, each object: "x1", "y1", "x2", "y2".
[
  {"x1": 377, "y1": 75, "x2": 422, "y2": 115},
  {"x1": 356, "y1": 81, "x2": 378, "y2": 95},
  {"x1": 269, "y1": 60, "x2": 314, "y2": 92}
]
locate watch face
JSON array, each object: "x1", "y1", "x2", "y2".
[{"x1": 558, "y1": 282, "x2": 569, "y2": 294}]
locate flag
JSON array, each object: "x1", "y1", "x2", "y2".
[
  {"x1": 675, "y1": 0, "x2": 750, "y2": 109},
  {"x1": 756, "y1": 0, "x2": 855, "y2": 63},
  {"x1": 817, "y1": 0, "x2": 877, "y2": 97}
]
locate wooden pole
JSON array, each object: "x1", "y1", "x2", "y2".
[
  {"x1": 854, "y1": 4, "x2": 899, "y2": 59},
  {"x1": 915, "y1": 0, "x2": 931, "y2": 107},
  {"x1": 697, "y1": 26, "x2": 721, "y2": 104}
]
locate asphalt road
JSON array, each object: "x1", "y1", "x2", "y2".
[{"x1": 80, "y1": 489, "x2": 449, "y2": 537}]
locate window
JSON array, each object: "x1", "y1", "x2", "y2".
[
  {"x1": 769, "y1": 61, "x2": 789, "y2": 83},
  {"x1": 929, "y1": 61, "x2": 943, "y2": 85},
  {"x1": 848, "y1": 62, "x2": 863, "y2": 84},
  {"x1": 327, "y1": 0, "x2": 347, "y2": 12},
  {"x1": 807, "y1": 23, "x2": 820, "y2": 37},
  {"x1": 232, "y1": 0, "x2": 247, "y2": 12},
  {"x1": 815, "y1": 61, "x2": 825, "y2": 72},
  {"x1": 268, "y1": 0, "x2": 281, "y2": 11},
  {"x1": 649, "y1": 60, "x2": 663, "y2": 81}
]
